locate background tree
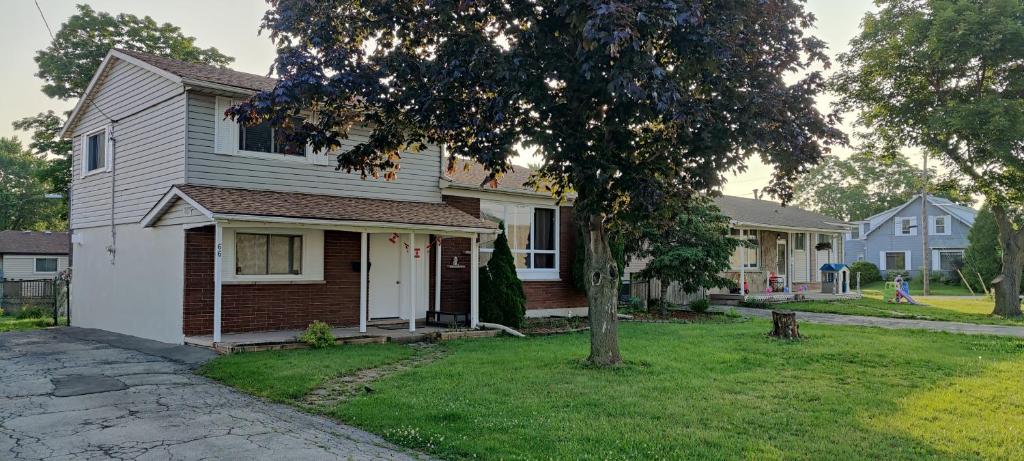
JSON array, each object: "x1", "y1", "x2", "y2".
[
  {"x1": 963, "y1": 206, "x2": 1003, "y2": 294},
  {"x1": 478, "y1": 223, "x2": 527, "y2": 328},
  {"x1": 793, "y1": 149, "x2": 970, "y2": 221},
  {"x1": 634, "y1": 198, "x2": 737, "y2": 317},
  {"x1": 229, "y1": 0, "x2": 841, "y2": 366},
  {"x1": 832, "y1": 0, "x2": 1024, "y2": 317},
  {"x1": 15, "y1": 4, "x2": 234, "y2": 223},
  {"x1": 0, "y1": 138, "x2": 64, "y2": 230}
]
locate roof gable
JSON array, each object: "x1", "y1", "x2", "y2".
[{"x1": 863, "y1": 195, "x2": 978, "y2": 237}]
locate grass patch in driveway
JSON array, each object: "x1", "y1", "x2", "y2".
[
  {"x1": 0, "y1": 315, "x2": 63, "y2": 332},
  {"x1": 203, "y1": 321, "x2": 1024, "y2": 460},
  {"x1": 199, "y1": 343, "x2": 414, "y2": 402}
]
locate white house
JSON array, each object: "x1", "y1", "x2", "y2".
[{"x1": 0, "y1": 230, "x2": 69, "y2": 281}]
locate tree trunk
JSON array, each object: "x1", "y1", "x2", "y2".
[
  {"x1": 769, "y1": 310, "x2": 800, "y2": 339},
  {"x1": 583, "y1": 213, "x2": 622, "y2": 366},
  {"x1": 659, "y1": 282, "x2": 669, "y2": 318},
  {"x1": 991, "y1": 206, "x2": 1023, "y2": 318}
]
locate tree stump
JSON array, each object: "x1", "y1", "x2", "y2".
[{"x1": 769, "y1": 310, "x2": 800, "y2": 339}]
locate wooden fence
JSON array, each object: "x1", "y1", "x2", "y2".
[
  {"x1": 1, "y1": 279, "x2": 67, "y2": 316},
  {"x1": 622, "y1": 279, "x2": 706, "y2": 308}
]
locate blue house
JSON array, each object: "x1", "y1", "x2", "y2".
[{"x1": 844, "y1": 194, "x2": 977, "y2": 279}]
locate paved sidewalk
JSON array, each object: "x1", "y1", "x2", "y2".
[
  {"x1": 0, "y1": 327, "x2": 431, "y2": 461},
  {"x1": 713, "y1": 306, "x2": 1024, "y2": 338}
]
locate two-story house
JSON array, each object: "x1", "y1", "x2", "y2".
[
  {"x1": 844, "y1": 194, "x2": 977, "y2": 279},
  {"x1": 61, "y1": 49, "x2": 587, "y2": 345}
]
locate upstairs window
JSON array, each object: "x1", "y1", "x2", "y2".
[
  {"x1": 849, "y1": 226, "x2": 860, "y2": 240},
  {"x1": 84, "y1": 127, "x2": 109, "y2": 174},
  {"x1": 931, "y1": 215, "x2": 951, "y2": 235},
  {"x1": 235, "y1": 233, "x2": 303, "y2": 275},
  {"x1": 239, "y1": 119, "x2": 306, "y2": 156},
  {"x1": 895, "y1": 217, "x2": 918, "y2": 236}
]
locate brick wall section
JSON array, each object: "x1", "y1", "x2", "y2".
[
  {"x1": 182, "y1": 226, "x2": 361, "y2": 335},
  {"x1": 432, "y1": 195, "x2": 479, "y2": 313}
]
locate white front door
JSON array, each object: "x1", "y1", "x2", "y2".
[
  {"x1": 368, "y1": 233, "x2": 430, "y2": 320},
  {"x1": 369, "y1": 234, "x2": 402, "y2": 319}
]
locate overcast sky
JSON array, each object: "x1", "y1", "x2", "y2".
[{"x1": 1, "y1": 0, "x2": 884, "y2": 198}]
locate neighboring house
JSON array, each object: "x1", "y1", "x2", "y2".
[
  {"x1": 60, "y1": 49, "x2": 586, "y2": 344},
  {"x1": 844, "y1": 194, "x2": 977, "y2": 279},
  {"x1": 0, "y1": 231, "x2": 69, "y2": 281},
  {"x1": 624, "y1": 196, "x2": 849, "y2": 298}
]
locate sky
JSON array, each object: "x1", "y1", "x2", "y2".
[{"x1": 0, "y1": 0, "x2": 886, "y2": 199}]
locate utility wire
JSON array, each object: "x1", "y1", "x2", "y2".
[{"x1": 34, "y1": 0, "x2": 54, "y2": 40}]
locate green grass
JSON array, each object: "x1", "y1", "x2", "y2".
[
  {"x1": 782, "y1": 291, "x2": 1022, "y2": 326},
  {"x1": 199, "y1": 343, "x2": 414, "y2": 401},
  {"x1": 204, "y1": 322, "x2": 1024, "y2": 460},
  {"x1": 862, "y1": 279, "x2": 976, "y2": 296},
  {"x1": 0, "y1": 315, "x2": 62, "y2": 332}
]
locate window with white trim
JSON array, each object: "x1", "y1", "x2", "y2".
[
  {"x1": 479, "y1": 201, "x2": 558, "y2": 276},
  {"x1": 793, "y1": 233, "x2": 806, "y2": 251},
  {"x1": 729, "y1": 229, "x2": 758, "y2": 269},
  {"x1": 84, "y1": 127, "x2": 109, "y2": 174},
  {"x1": 239, "y1": 117, "x2": 306, "y2": 156},
  {"x1": 848, "y1": 226, "x2": 860, "y2": 240},
  {"x1": 931, "y1": 215, "x2": 951, "y2": 235},
  {"x1": 885, "y1": 251, "x2": 907, "y2": 271},
  {"x1": 938, "y1": 249, "x2": 963, "y2": 272},
  {"x1": 235, "y1": 233, "x2": 303, "y2": 275},
  {"x1": 34, "y1": 258, "x2": 58, "y2": 273},
  {"x1": 895, "y1": 217, "x2": 917, "y2": 236}
]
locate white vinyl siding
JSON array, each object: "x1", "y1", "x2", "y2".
[
  {"x1": 153, "y1": 198, "x2": 212, "y2": 227},
  {"x1": 70, "y1": 58, "x2": 186, "y2": 229},
  {"x1": 190, "y1": 94, "x2": 438, "y2": 201},
  {"x1": 1, "y1": 254, "x2": 69, "y2": 280}
]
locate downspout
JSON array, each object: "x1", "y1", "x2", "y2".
[
  {"x1": 108, "y1": 123, "x2": 117, "y2": 264},
  {"x1": 477, "y1": 322, "x2": 526, "y2": 337}
]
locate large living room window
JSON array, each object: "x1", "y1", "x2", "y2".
[
  {"x1": 479, "y1": 201, "x2": 558, "y2": 279},
  {"x1": 235, "y1": 233, "x2": 303, "y2": 275},
  {"x1": 885, "y1": 251, "x2": 907, "y2": 271}
]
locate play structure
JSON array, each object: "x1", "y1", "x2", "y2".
[
  {"x1": 883, "y1": 279, "x2": 919, "y2": 304},
  {"x1": 819, "y1": 264, "x2": 851, "y2": 294}
]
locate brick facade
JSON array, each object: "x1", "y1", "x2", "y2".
[
  {"x1": 182, "y1": 197, "x2": 588, "y2": 335},
  {"x1": 183, "y1": 226, "x2": 361, "y2": 335}
]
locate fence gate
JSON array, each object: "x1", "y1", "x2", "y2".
[{"x1": 0, "y1": 279, "x2": 67, "y2": 321}]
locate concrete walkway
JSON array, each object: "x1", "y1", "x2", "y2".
[
  {"x1": 0, "y1": 327, "x2": 432, "y2": 461},
  {"x1": 714, "y1": 306, "x2": 1024, "y2": 338}
]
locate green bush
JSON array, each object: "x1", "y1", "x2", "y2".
[
  {"x1": 16, "y1": 307, "x2": 47, "y2": 320},
  {"x1": 479, "y1": 222, "x2": 526, "y2": 328},
  {"x1": 690, "y1": 298, "x2": 711, "y2": 313},
  {"x1": 849, "y1": 260, "x2": 881, "y2": 284},
  {"x1": 298, "y1": 321, "x2": 335, "y2": 348},
  {"x1": 741, "y1": 299, "x2": 771, "y2": 309}
]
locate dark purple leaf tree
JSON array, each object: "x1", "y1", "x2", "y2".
[{"x1": 229, "y1": 0, "x2": 842, "y2": 366}]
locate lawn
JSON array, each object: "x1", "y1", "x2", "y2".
[
  {"x1": 0, "y1": 314, "x2": 63, "y2": 332},
  {"x1": 781, "y1": 292, "x2": 1023, "y2": 326},
  {"x1": 202, "y1": 322, "x2": 1024, "y2": 460},
  {"x1": 861, "y1": 279, "x2": 975, "y2": 296}
]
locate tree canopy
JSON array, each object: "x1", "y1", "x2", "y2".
[
  {"x1": 0, "y1": 138, "x2": 65, "y2": 231},
  {"x1": 793, "y1": 149, "x2": 972, "y2": 221},
  {"x1": 34, "y1": 4, "x2": 233, "y2": 101},
  {"x1": 832, "y1": 0, "x2": 1024, "y2": 316},
  {"x1": 232, "y1": 0, "x2": 842, "y2": 365}
]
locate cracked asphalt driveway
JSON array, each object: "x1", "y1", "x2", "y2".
[{"x1": 0, "y1": 327, "x2": 431, "y2": 460}]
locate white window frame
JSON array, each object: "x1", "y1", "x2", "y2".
[
  {"x1": 895, "y1": 216, "x2": 918, "y2": 236},
  {"x1": 929, "y1": 215, "x2": 951, "y2": 236},
  {"x1": 214, "y1": 97, "x2": 326, "y2": 165},
  {"x1": 221, "y1": 227, "x2": 325, "y2": 283},
  {"x1": 880, "y1": 250, "x2": 912, "y2": 271},
  {"x1": 932, "y1": 248, "x2": 965, "y2": 271},
  {"x1": 33, "y1": 257, "x2": 59, "y2": 275},
  {"x1": 81, "y1": 125, "x2": 112, "y2": 177},
  {"x1": 479, "y1": 201, "x2": 560, "y2": 281},
  {"x1": 730, "y1": 229, "x2": 759, "y2": 270}
]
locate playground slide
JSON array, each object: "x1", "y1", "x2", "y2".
[{"x1": 895, "y1": 288, "x2": 919, "y2": 305}]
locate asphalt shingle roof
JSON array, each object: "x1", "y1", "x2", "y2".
[
  {"x1": 445, "y1": 159, "x2": 545, "y2": 194},
  {"x1": 115, "y1": 48, "x2": 278, "y2": 92},
  {"x1": 174, "y1": 185, "x2": 496, "y2": 230},
  {"x1": 712, "y1": 195, "x2": 847, "y2": 231},
  {"x1": 0, "y1": 231, "x2": 69, "y2": 255}
]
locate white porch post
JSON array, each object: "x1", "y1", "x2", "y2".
[
  {"x1": 408, "y1": 233, "x2": 416, "y2": 332},
  {"x1": 434, "y1": 237, "x2": 441, "y2": 313},
  {"x1": 213, "y1": 222, "x2": 223, "y2": 343},
  {"x1": 470, "y1": 236, "x2": 480, "y2": 328},
  {"x1": 787, "y1": 232, "x2": 794, "y2": 293},
  {"x1": 739, "y1": 228, "x2": 746, "y2": 300},
  {"x1": 359, "y1": 232, "x2": 368, "y2": 333}
]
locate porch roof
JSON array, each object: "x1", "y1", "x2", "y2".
[{"x1": 142, "y1": 184, "x2": 498, "y2": 233}]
